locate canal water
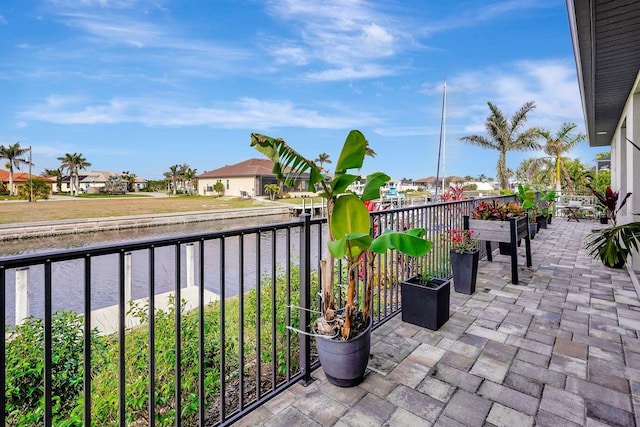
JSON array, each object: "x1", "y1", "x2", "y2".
[{"x1": 2, "y1": 212, "x2": 326, "y2": 327}]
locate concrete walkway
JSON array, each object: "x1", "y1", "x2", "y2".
[{"x1": 239, "y1": 219, "x2": 640, "y2": 426}]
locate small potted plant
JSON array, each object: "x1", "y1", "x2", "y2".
[
  {"x1": 400, "y1": 272, "x2": 450, "y2": 330},
  {"x1": 441, "y1": 229, "x2": 479, "y2": 294},
  {"x1": 539, "y1": 190, "x2": 556, "y2": 225}
]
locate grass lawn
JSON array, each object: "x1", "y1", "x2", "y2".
[{"x1": 0, "y1": 195, "x2": 283, "y2": 224}]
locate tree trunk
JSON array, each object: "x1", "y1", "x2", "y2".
[
  {"x1": 498, "y1": 150, "x2": 508, "y2": 190},
  {"x1": 342, "y1": 266, "x2": 357, "y2": 340},
  {"x1": 8, "y1": 167, "x2": 14, "y2": 196}
]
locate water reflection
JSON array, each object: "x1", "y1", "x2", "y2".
[
  {"x1": 0, "y1": 213, "x2": 292, "y2": 256},
  {"x1": 3, "y1": 213, "x2": 326, "y2": 326}
]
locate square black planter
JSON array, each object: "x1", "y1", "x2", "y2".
[
  {"x1": 537, "y1": 215, "x2": 548, "y2": 229},
  {"x1": 400, "y1": 276, "x2": 450, "y2": 330},
  {"x1": 450, "y1": 250, "x2": 479, "y2": 295}
]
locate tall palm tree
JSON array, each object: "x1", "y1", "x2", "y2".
[
  {"x1": 57, "y1": 153, "x2": 91, "y2": 196},
  {"x1": 164, "y1": 164, "x2": 181, "y2": 195},
  {"x1": 315, "y1": 153, "x2": 332, "y2": 172},
  {"x1": 183, "y1": 167, "x2": 197, "y2": 194},
  {"x1": 0, "y1": 142, "x2": 30, "y2": 196},
  {"x1": 534, "y1": 122, "x2": 586, "y2": 194},
  {"x1": 460, "y1": 101, "x2": 539, "y2": 190}
]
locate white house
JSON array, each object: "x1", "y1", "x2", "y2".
[
  {"x1": 61, "y1": 171, "x2": 148, "y2": 193},
  {"x1": 197, "y1": 158, "x2": 310, "y2": 198},
  {"x1": 567, "y1": 0, "x2": 640, "y2": 270}
]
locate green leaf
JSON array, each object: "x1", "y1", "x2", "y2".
[
  {"x1": 334, "y1": 130, "x2": 366, "y2": 172},
  {"x1": 370, "y1": 229, "x2": 431, "y2": 256},
  {"x1": 331, "y1": 173, "x2": 360, "y2": 195},
  {"x1": 328, "y1": 233, "x2": 372, "y2": 260},
  {"x1": 330, "y1": 194, "x2": 370, "y2": 239},
  {"x1": 250, "y1": 133, "x2": 323, "y2": 192},
  {"x1": 361, "y1": 172, "x2": 390, "y2": 201}
]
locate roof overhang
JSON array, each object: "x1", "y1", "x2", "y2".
[{"x1": 566, "y1": 0, "x2": 640, "y2": 147}]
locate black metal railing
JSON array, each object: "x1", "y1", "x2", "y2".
[{"x1": 1, "y1": 195, "x2": 513, "y2": 426}]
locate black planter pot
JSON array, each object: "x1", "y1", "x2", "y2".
[
  {"x1": 529, "y1": 223, "x2": 536, "y2": 239},
  {"x1": 400, "y1": 276, "x2": 450, "y2": 330},
  {"x1": 547, "y1": 214, "x2": 553, "y2": 224},
  {"x1": 315, "y1": 316, "x2": 372, "y2": 387},
  {"x1": 498, "y1": 241, "x2": 511, "y2": 255},
  {"x1": 600, "y1": 216, "x2": 609, "y2": 225},
  {"x1": 450, "y1": 250, "x2": 479, "y2": 295},
  {"x1": 537, "y1": 216, "x2": 548, "y2": 229}
]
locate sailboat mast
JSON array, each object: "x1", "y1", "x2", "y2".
[{"x1": 435, "y1": 81, "x2": 446, "y2": 199}]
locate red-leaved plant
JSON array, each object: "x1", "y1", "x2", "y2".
[
  {"x1": 588, "y1": 185, "x2": 631, "y2": 225},
  {"x1": 441, "y1": 229, "x2": 478, "y2": 254}
]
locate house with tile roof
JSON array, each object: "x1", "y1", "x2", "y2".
[
  {"x1": 0, "y1": 170, "x2": 55, "y2": 195},
  {"x1": 196, "y1": 158, "x2": 310, "y2": 198},
  {"x1": 60, "y1": 171, "x2": 148, "y2": 194}
]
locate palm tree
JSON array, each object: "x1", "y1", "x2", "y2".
[
  {"x1": 534, "y1": 122, "x2": 586, "y2": 194},
  {"x1": 120, "y1": 171, "x2": 137, "y2": 192},
  {"x1": 57, "y1": 153, "x2": 91, "y2": 196},
  {"x1": 183, "y1": 167, "x2": 198, "y2": 194},
  {"x1": 315, "y1": 153, "x2": 332, "y2": 171},
  {"x1": 460, "y1": 101, "x2": 539, "y2": 190},
  {"x1": 515, "y1": 157, "x2": 554, "y2": 185},
  {"x1": 164, "y1": 164, "x2": 181, "y2": 195},
  {"x1": 364, "y1": 141, "x2": 377, "y2": 158},
  {"x1": 41, "y1": 168, "x2": 63, "y2": 193},
  {"x1": 0, "y1": 142, "x2": 30, "y2": 196}
]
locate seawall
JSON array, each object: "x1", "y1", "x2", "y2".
[{"x1": 0, "y1": 206, "x2": 291, "y2": 241}]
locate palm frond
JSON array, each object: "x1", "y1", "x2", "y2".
[
  {"x1": 509, "y1": 101, "x2": 536, "y2": 134},
  {"x1": 459, "y1": 134, "x2": 498, "y2": 150},
  {"x1": 250, "y1": 133, "x2": 323, "y2": 192},
  {"x1": 586, "y1": 222, "x2": 640, "y2": 268}
]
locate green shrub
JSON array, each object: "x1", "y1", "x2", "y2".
[
  {"x1": 17, "y1": 179, "x2": 51, "y2": 201},
  {"x1": 3, "y1": 264, "x2": 320, "y2": 426},
  {"x1": 5, "y1": 311, "x2": 107, "y2": 426}
]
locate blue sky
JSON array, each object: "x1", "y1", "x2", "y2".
[{"x1": 0, "y1": 0, "x2": 606, "y2": 181}]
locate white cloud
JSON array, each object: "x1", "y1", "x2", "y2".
[
  {"x1": 264, "y1": 0, "x2": 412, "y2": 80},
  {"x1": 19, "y1": 96, "x2": 381, "y2": 129},
  {"x1": 306, "y1": 65, "x2": 396, "y2": 82},
  {"x1": 441, "y1": 59, "x2": 584, "y2": 133}
]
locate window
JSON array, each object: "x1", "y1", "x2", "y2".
[{"x1": 226, "y1": 180, "x2": 230, "y2": 190}]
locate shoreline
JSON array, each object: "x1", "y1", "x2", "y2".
[{"x1": 0, "y1": 206, "x2": 292, "y2": 241}]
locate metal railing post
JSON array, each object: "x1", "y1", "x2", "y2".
[{"x1": 299, "y1": 213, "x2": 313, "y2": 385}]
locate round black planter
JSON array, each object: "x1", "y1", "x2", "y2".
[
  {"x1": 529, "y1": 223, "x2": 536, "y2": 239},
  {"x1": 600, "y1": 216, "x2": 609, "y2": 224},
  {"x1": 315, "y1": 316, "x2": 372, "y2": 387},
  {"x1": 547, "y1": 214, "x2": 553, "y2": 224},
  {"x1": 450, "y1": 250, "x2": 479, "y2": 295}
]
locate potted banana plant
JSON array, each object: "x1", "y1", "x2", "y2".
[{"x1": 251, "y1": 130, "x2": 431, "y2": 386}]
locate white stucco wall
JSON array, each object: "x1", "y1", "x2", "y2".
[
  {"x1": 199, "y1": 177, "x2": 256, "y2": 197},
  {"x1": 610, "y1": 73, "x2": 640, "y2": 270}
]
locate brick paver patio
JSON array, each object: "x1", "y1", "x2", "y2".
[{"x1": 238, "y1": 219, "x2": 640, "y2": 426}]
